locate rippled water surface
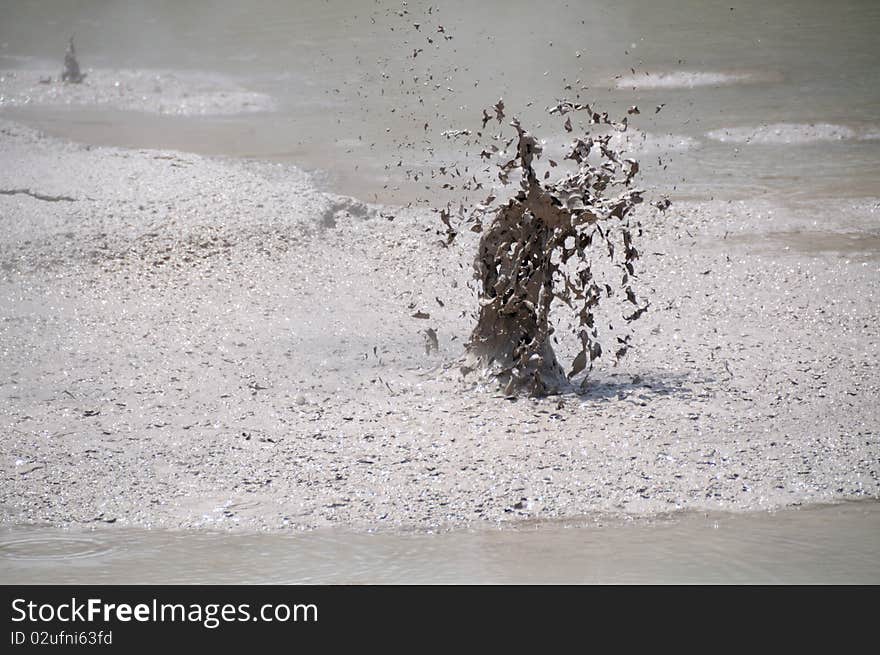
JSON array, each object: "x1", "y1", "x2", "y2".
[
  {"x1": 2, "y1": 502, "x2": 878, "y2": 584},
  {"x1": 1, "y1": 0, "x2": 878, "y2": 203}
]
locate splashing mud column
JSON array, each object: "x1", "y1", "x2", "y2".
[
  {"x1": 466, "y1": 121, "x2": 566, "y2": 395},
  {"x1": 461, "y1": 108, "x2": 648, "y2": 397},
  {"x1": 61, "y1": 37, "x2": 86, "y2": 84}
]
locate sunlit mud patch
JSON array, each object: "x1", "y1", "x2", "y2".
[
  {"x1": 0, "y1": 534, "x2": 112, "y2": 561},
  {"x1": 0, "y1": 68, "x2": 274, "y2": 115},
  {"x1": 705, "y1": 123, "x2": 873, "y2": 144},
  {"x1": 614, "y1": 70, "x2": 775, "y2": 89}
]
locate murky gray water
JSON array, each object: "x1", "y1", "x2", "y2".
[
  {"x1": 2, "y1": 502, "x2": 878, "y2": 584},
  {"x1": 1, "y1": 0, "x2": 879, "y2": 203}
]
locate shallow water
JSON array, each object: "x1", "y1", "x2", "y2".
[
  {"x1": 2, "y1": 502, "x2": 878, "y2": 584},
  {"x1": 1, "y1": 0, "x2": 879, "y2": 203}
]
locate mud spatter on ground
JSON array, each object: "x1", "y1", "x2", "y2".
[{"x1": 0, "y1": 68, "x2": 274, "y2": 115}]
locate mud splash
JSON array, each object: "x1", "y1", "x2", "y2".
[{"x1": 436, "y1": 102, "x2": 654, "y2": 396}]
